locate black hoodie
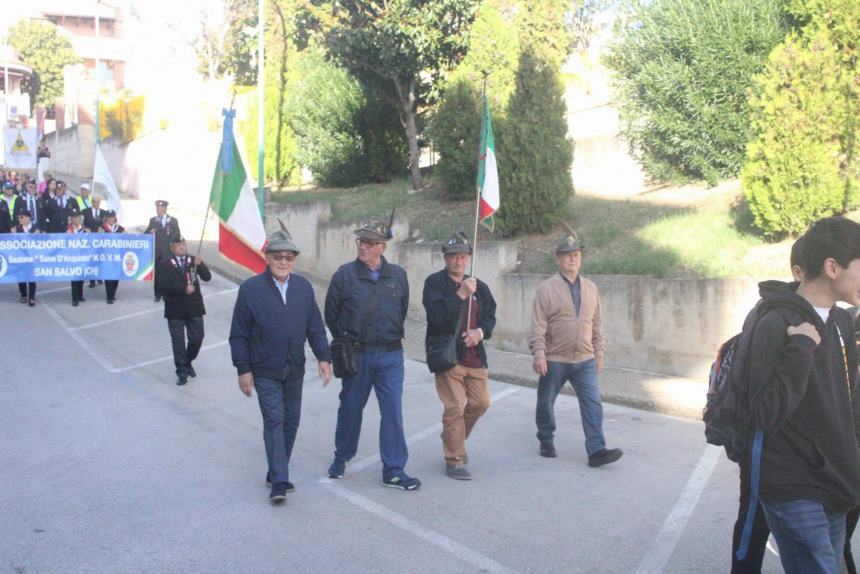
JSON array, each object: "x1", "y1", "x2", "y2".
[{"x1": 747, "y1": 280, "x2": 860, "y2": 513}]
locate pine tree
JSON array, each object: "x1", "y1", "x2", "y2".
[{"x1": 497, "y1": 51, "x2": 573, "y2": 235}]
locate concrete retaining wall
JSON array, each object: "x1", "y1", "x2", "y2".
[{"x1": 268, "y1": 201, "x2": 769, "y2": 379}]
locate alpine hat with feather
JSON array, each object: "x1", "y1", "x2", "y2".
[{"x1": 555, "y1": 219, "x2": 586, "y2": 254}]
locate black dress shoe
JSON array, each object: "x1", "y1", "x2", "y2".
[
  {"x1": 176, "y1": 376, "x2": 187, "y2": 386},
  {"x1": 188, "y1": 365, "x2": 196, "y2": 378},
  {"x1": 107, "y1": 298, "x2": 114, "y2": 304},
  {"x1": 79, "y1": 297, "x2": 85, "y2": 302},
  {"x1": 539, "y1": 442, "x2": 557, "y2": 458},
  {"x1": 588, "y1": 448, "x2": 623, "y2": 468},
  {"x1": 269, "y1": 483, "x2": 288, "y2": 503},
  {"x1": 88, "y1": 281, "x2": 96, "y2": 288},
  {"x1": 72, "y1": 300, "x2": 79, "y2": 307}
]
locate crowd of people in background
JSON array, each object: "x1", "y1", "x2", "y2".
[{"x1": 0, "y1": 168, "x2": 122, "y2": 307}]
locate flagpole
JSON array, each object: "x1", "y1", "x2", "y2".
[
  {"x1": 466, "y1": 73, "x2": 489, "y2": 328},
  {"x1": 193, "y1": 95, "x2": 236, "y2": 282},
  {"x1": 256, "y1": 0, "x2": 266, "y2": 223}
]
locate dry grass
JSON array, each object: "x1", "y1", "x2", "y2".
[{"x1": 272, "y1": 177, "x2": 860, "y2": 278}]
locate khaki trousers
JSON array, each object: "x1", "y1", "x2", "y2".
[{"x1": 435, "y1": 364, "x2": 490, "y2": 465}]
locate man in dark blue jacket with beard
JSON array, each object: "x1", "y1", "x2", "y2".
[{"x1": 229, "y1": 229, "x2": 332, "y2": 504}]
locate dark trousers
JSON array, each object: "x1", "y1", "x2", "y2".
[
  {"x1": 105, "y1": 280, "x2": 119, "y2": 301},
  {"x1": 71, "y1": 281, "x2": 84, "y2": 303},
  {"x1": 333, "y1": 349, "x2": 408, "y2": 480},
  {"x1": 256, "y1": 376, "x2": 303, "y2": 484},
  {"x1": 732, "y1": 461, "x2": 770, "y2": 573},
  {"x1": 167, "y1": 316, "x2": 204, "y2": 377},
  {"x1": 18, "y1": 282, "x2": 36, "y2": 299}
]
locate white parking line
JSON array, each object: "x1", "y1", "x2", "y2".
[
  {"x1": 324, "y1": 481, "x2": 518, "y2": 574},
  {"x1": 633, "y1": 444, "x2": 722, "y2": 574},
  {"x1": 69, "y1": 287, "x2": 238, "y2": 331},
  {"x1": 109, "y1": 340, "x2": 230, "y2": 373},
  {"x1": 43, "y1": 301, "x2": 120, "y2": 372}
]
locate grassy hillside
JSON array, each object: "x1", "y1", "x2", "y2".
[{"x1": 271, "y1": 178, "x2": 859, "y2": 278}]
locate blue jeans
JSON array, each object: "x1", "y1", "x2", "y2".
[
  {"x1": 763, "y1": 499, "x2": 846, "y2": 574},
  {"x1": 333, "y1": 348, "x2": 408, "y2": 479},
  {"x1": 535, "y1": 359, "x2": 605, "y2": 456},
  {"x1": 256, "y1": 376, "x2": 303, "y2": 484}
]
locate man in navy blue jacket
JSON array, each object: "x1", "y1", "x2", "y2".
[{"x1": 229, "y1": 230, "x2": 332, "y2": 503}]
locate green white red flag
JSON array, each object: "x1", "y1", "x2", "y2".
[
  {"x1": 477, "y1": 95, "x2": 499, "y2": 231},
  {"x1": 208, "y1": 110, "x2": 267, "y2": 273}
]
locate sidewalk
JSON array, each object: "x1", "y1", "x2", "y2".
[{"x1": 128, "y1": 199, "x2": 708, "y2": 422}]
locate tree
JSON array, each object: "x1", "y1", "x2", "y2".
[
  {"x1": 497, "y1": 51, "x2": 574, "y2": 235},
  {"x1": 605, "y1": 0, "x2": 788, "y2": 185},
  {"x1": 301, "y1": 0, "x2": 480, "y2": 190},
  {"x1": 516, "y1": 0, "x2": 572, "y2": 73},
  {"x1": 221, "y1": 0, "x2": 259, "y2": 86},
  {"x1": 7, "y1": 20, "x2": 78, "y2": 116},
  {"x1": 741, "y1": 0, "x2": 860, "y2": 237},
  {"x1": 288, "y1": 50, "x2": 406, "y2": 186}
]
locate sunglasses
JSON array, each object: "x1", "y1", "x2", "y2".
[
  {"x1": 355, "y1": 238, "x2": 382, "y2": 248},
  {"x1": 269, "y1": 253, "x2": 296, "y2": 262}
]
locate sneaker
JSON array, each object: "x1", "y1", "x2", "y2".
[
  {"x1": 445, "y1": 465, "x2": 472, "y2": 481},
  {"x1": 264, "y1": 474, "x2": 294, "y2": 493},
  {"x1": 383, "y1": 474, "x2": 421, "y2": 491},
  {"x1": 269, "y1": 482, "x2": 288, "y2": 503},
  {"x1": 588, "y1": 448, "x2": 623, "y2": 468},
  {"x1": 176, "y1": 376, "x2": 187, "y2": 386},
  {"x1": 539, "y1": 442, "x2": 557, "y2": 458},
  {"x1": 328, "y1": 459, "x2": 346, "y2": 479},
  {"x1": 188, "y1": 364, "x2": 197, "y2": 378}
]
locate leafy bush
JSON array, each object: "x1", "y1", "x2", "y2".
[
  {"x1": 496, "y1": 51, "x2": 574, "y2": 235},
  {"x1": 430, "y1": 79, "x2": 482, "y2": 199},
  {"x1": 288, "y1": 51, "x2": 407, "y2": 187},
  {"x1": 741, "y1": 0, "x2": 860, "y2": 236},
  {"x1": 606, "y1": 0, "x2": 789, "y2": 185}
]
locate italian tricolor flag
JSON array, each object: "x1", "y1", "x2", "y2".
[
  {"x1": 477, "y1": 95, "x2": 499, "y2": 231},
  {"x1": 209, "y1": 136, "x2": 267, "y2": 274}
]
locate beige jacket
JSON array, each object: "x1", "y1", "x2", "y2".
[{"x1": 529, "y1": 273, "x2": 605, "y2": 363}]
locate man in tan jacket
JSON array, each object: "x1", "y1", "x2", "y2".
[{"x1": 529, "y1": 230, "x2": 622, "y2": 467}]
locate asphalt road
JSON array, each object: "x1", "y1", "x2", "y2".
[{"x1": 0, "y1": 273, "x2": 799, "y2": 573}]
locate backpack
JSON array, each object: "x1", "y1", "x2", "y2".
[{"x1": 702, "y1": 303, "x2": 776, "y2": 463}]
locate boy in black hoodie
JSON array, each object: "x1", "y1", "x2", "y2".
[{"x1": 748, "y1": 216, "x2": 860, "y2": 574}]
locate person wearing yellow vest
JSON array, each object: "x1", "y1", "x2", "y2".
[
  {"x1": 0, "y1": 181, "x2": 22, "y2": 233},
  {"x1": 75, "y1": 183, "x2": 93, "y2": 211}
]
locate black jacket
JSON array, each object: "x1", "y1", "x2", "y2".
[
  {"x1": 156, "y1": 255, "x2": 211, "y2": 319},
  {"x1": 747, "y1": 280, "x2": 860, "y2": 513},
  {"x1": 44, "y1": 195, "x2": 79, "y2": 233},
  {"x1": 144, "y1": 216, "x2": 181, "y2": 260},
  {"x1": 422, "y1": 268, "x2": 497, "y2": 368},
  {"x1": 230, "y1": 270, "x2": 331, "y2": 381},
  {"x1": 324, "y1": 257, "x2": 409, "y2": 346},
  {"x1": 82, "y1": 206, "x2": 108, "y2": 232}
]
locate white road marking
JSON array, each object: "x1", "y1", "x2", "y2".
[
  {"x1": 69, "y1": 287, "x2": 238, "y2": 331},
  {"x1": 323, "y1": 481, "x2": 518, "y2": 574},
  {"x1": 42, "y1": 302, "x2": 120, "y2": 372},
  {"x1": 108, "y1": 340, "x2": 230, "y2": 373},
  {"x1": 37, "y1": 286, "x2": 71, "y2": 295},
  {"x1": 633, "y1": 444, "x2": 722, "y2": 574},
  {"x1": 322, "y1": 386, "x2": 521, "y2": 476}
]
